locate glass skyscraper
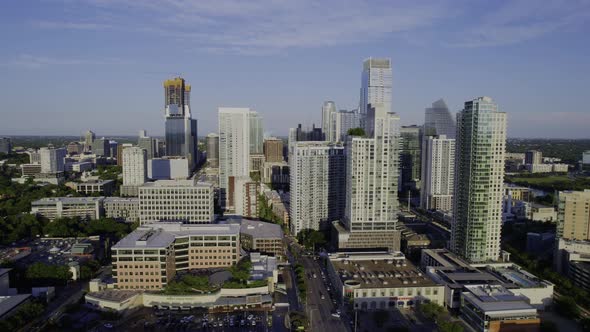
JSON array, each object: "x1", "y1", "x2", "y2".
[
  {"x1": 163, "y1": 77, "x2": 198, "y2": 170},
  {"x1": 451, "y1": 96, "x2": 506, "y2": 263}
]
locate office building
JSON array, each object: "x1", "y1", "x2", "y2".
[
  {"x1": 421, "y1": 135, "x2": 455, "y2": 212},
  {"x1": 76, "y1": 180, "x2": 115, "y2": 196},
  {"x1": 461, "y1": 285, "x2": 539, "y2": 332},
  {"x1": 103, "y1": 197, "x2": 139, "y2": 223},
  {"x1": 21, "y1": 163, "x2": 42, "y2": 176},
  {"x1": 359, "y1": 58, "x2": 392, "y2": 115},
  {"x1": 138, "y1": 179, "x2": 214, "y2": 225},
  {"x1": 84, "y1": 130, "x2": 96, "y2": 152},
  {"x1": 421, "y1": 249, "x2": 554, "y2": 311},
  {"x1": 31, "y1": 197, "x2": 104, "y2": 221},
  {"x1": 289, "y1": 141, "x2": 346, "y2": 235},
  {"x1": 0, "y1": 138, "x2": 11, "y2": 154},
  {"x1": 138, "y1": 131, "x2": 158, "y2": 159},
  {"x1": 116, "y1": 143, "x2": 133, "y2": 167},
  {"x1": 219, "y1": 108, "x2": 253, "y2": 208},
  {"x1": 337, "y1": 109, "x2": 362, "y2": 142},
  {"x1": 525, "y1": 163, "x2": 569, "y2": 173},
  {"x1": 121, "y1": 147, "x2": 147, "y2": 197},
  {"x1": 289, "y1": 124, "x2": 324, "y2": 143},
  {"x1": 321, "y1": 101, "x2": 338, "y2": 142},
  {"x1": 452, "y1": 97, "x2": 506, "y2": 263},
  {"x1": 556, "y1": 190, "x2": 590, "y2": 241},
  {"x1": 164, "y1": 77, "x2": 198, "y2": 171},
  {"x1": 400, "y1": 125, "x2": 421, "y2": 191},
  {"x1": 148, "y1": 157, "x2": 189, "y2": 180},
  {"x1": 239, "y1": 219, "x2": 284, "y2": 259},
  {"x1": 109, "y1": 141, "x2": 118, "y2": 159},
  {"x1": 326, "y1": 252, "x2": 445, "y2": 310},
  {"x1": 525, "y1": 150, "x2": 542, "y2": 165},
  {"x1": 206, "y1": 133, "x2": 219, "y2": 167},
  {"x1": 262, "y1": 161, "x2": 289, "y2": 190},
  {"x1": 112, "y1": 222, "x2": 240, "y2": 290},
  {"x1": 92, "y1": 138, "x2": 110, "y2": 157},
  {"x1": 27, "y1": 150, "x2": 41, "y2": 164},
  {"x1": 263, "y1": 137, "x2": 283, "y2": 163},
  {"x1": 335, "y1": 104, "x2": 401, "y2": 251},
  {"x1": 249, "y1": 112, "x2": 264, "y2": 155},
  {"x1": 555, "y1": 239, "x2": 590, "y2": 292},
  {"x1": 39, "y1": 147, "x2": 66, "y2": 174},
  {"x1": 66, "y1": 142, "x2": 83, "y2": 155},
  {"x1": 424, "y1": 99, "x2": 456, "y2": 138},
  {"x1": 65, "y1": 161, "x2": 93, "y2": 173}
]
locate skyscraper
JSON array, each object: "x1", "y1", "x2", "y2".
[
  {"x1": 249, "y1": 112, "x2": 264, "y2": 155},
  {"x1": 321, "y1": 101, "x2": 338, "y2": 143},
  {"x1": 40, "y1": 147, "x2": 66, "y2": 174},
  {"x1": 206, "y1": 133, "x2": 220, "y2": 168},
  {"x1": 0, "y1": 137, "x2": 12, "y2": 154},
  {"x1": 138, "y1": 130, "x2": 158, "y2": 159},
  {"x1": 359, "y1": 58, "x2": 392, "y2": 115},
  {"x1": 335, "y1": 104, "x2": 401, "y2": 251},
  {"x1": 218, "y1": 108, "x2": 253, "y2": 209},
  {"x1": 121, "y1": 147, "x2": 147, "y2": 197},
  {"x1": 452, "y1": 96, "x2": 506, "y2": 263},
  {"x1": 525, "y1": 150, "x2": 543, "y2": 165},
  {"x1": 84, "y1": 130, "x2": 95, "y2": 152},
  {"x1": 421, "y1": 135, "x2": 455, "y2": 212},
  {"x1": 424, "y1": 99, "x2": 455, "y2": 138},
  {"x1": 164, "y1": 77, "x2": 198, "y2": 171},
  {"x1": 289, "y1": 141, "x2": 346, "y2": 236},
  {"x1": 400, "y1": 125, "x2": 422, "y2": 191},
  {"x1": 92, "y1": 138, "x2": 110, "y2": 157}
]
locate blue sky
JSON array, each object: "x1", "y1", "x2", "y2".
[{"x1": 0, "y1": 0, "x2": 589, "y2": 138}]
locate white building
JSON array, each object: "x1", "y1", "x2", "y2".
[
  {"x1": 452, "y1": 97, "x2": 506, "y2": 263},
  {"x1": 359, "y1": 58, "x2": 392, "y2": 115},
  {"x1": 321, "y1": 101, "x2": 338, "y2": 143},
  {"x1": 421, "y1": 135, "x2": 455, "y2": 212},
  {"x1": 138, "y1": 179, "x2": 214, "y2": 225},
  {"x1": 289, "y1": 141, "x2": 345, "y2": 236},
  {"x1": 219, "y1": 108, "x2": 253, "y2": 208},
  {"x1": 31, "y1": 197, "x2": 104, "y2": 221},
  {"x1": 39, "y1": 147, "x2": 66, "y2": 174},
  {"x1": 103, "y1": 197, "x2": 139, "y2": 223},
  {"x1": 335, "y1": 105, "x2": 400, "y2": 250},
  {"x1": 122, "y1": 147, "x2": 147, "y2": 196}
]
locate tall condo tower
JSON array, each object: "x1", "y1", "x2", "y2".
[
  {"x1": 359, "y1": 58, "x2": 392, "y2": 115},
  {"x1": 218, "y1": 108, "x2": 255, "y2": 209},
  {"x1": 164, "y1": 77, "x2": 198, "y2": 170},
  {"x1": 451, "y1": 96, "x2": 506, "y2": 263},
  {"x1": 321, "y1": 101, "x2": 338, "y2": 143}
]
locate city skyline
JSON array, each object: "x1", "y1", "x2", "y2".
[{"x1": 1, "y1": 1, "x2": 589, "y2": 138}]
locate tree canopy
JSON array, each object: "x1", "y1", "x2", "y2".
[{"x1": 347, "y1": 127, "x2": 366, "y2": 137}]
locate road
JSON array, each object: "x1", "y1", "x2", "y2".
[{"x1": 286, "y1": 237, "x2": 349, "y2": 332}]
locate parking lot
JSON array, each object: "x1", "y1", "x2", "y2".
[{"x1": 113, "y1": 307, "x2": 273, "y2": 332}]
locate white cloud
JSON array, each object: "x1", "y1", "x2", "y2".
[
  {"x1": 448, "y1": 0, "x2": 590, "y2": 47},
  {"x1": 4, "y1": 54, "x2": 127, "y2": 69}
]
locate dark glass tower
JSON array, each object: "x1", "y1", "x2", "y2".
[{"x1": 164, "y1": 77, "x2": 198, "y2": 170}]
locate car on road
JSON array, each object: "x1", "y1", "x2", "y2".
[
  {"x1": 321, "y1": 293, "x2": 325, "y2": 299},
  {"x1": 331, "y1": 312, "x2": 340, "y2": 318},
  {"x1": 103, "y1": 323, "x2": 113, "y2": 329}
]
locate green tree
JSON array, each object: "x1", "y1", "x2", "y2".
[
  {"x1": 438, "y1": 320, "x2": 464, "y2": 332},
  {"x1": 347, "y1": 127, "x2": 366, "y2": 137},
  {"x1": 555, "y1": 295, "x2": 580, "y2": 319},
  {"x1": 297, "y1": 229, "x2": 326, "y2": 251},
  {"x1": 418, "y1": 302, "x2": 445, "y2": 321}
]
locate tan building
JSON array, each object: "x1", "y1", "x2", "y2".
[
  {"x1": 333, "y1": 223, "x2": 401, "y2": 251},
  {"x1": 326, "y1": 252, "x2": 444, "y2": 310},
  {"x1": 263, "y1": 138, "x2": 284, "y2": 163},
  {"x1": 557, "y1": 190, "x2": 590, "y2": 241},
  {"x1": 239, "y1": 219, "x2": 284, "y2": 259},
  {"x1": 103, "y1": 197, "x2": 139, "y2": 223},
  {"x1": 31, "y1": 197, "x2": 103, "y2": 221},
  {"x1": 504, "y1": 186, "x2": 531, "y2": 202},
  {"x1": 112, "y1": 223, "x2": 240, "y2": 290},
  {"x1": 249, "y1": 154, "x2": 265, "y2": 172}
]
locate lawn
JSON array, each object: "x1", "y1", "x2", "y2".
[{"x1": 507, "y1": 175, "x2": 590, "y2": 192}]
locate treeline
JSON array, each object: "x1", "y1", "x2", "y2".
[
  {"x1": 507, "y1": 138, "x2": 590, "y2": 164},
  {"x1": 257, "y1": 194, "x2": 283, "y2": 225}
]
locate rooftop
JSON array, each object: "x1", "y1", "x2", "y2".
[
  {"x1": 103, "y1": 197, "x2": 139, "y2": 203},
  {"x1": 329, "y1": 252, "x2": 438, "y2": 289},
  {"x1": 140, "y1": 179, "x2": 211, "y2": 188},
  {"x1": 31, "y1": 196, "x2": 104, "y2": 205},
  {"x1": 462, "y1": 285, "x2": 537, "y2": 315},
  {"x1": 112, "y1": 222, "x2": 240, "y2": 249},
  {"x1": 239, "y1": 219, "x2": 283, "y2": 239},
  {"x1": 0, "y1": 294, "x2": 32, "y2": 318}
]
